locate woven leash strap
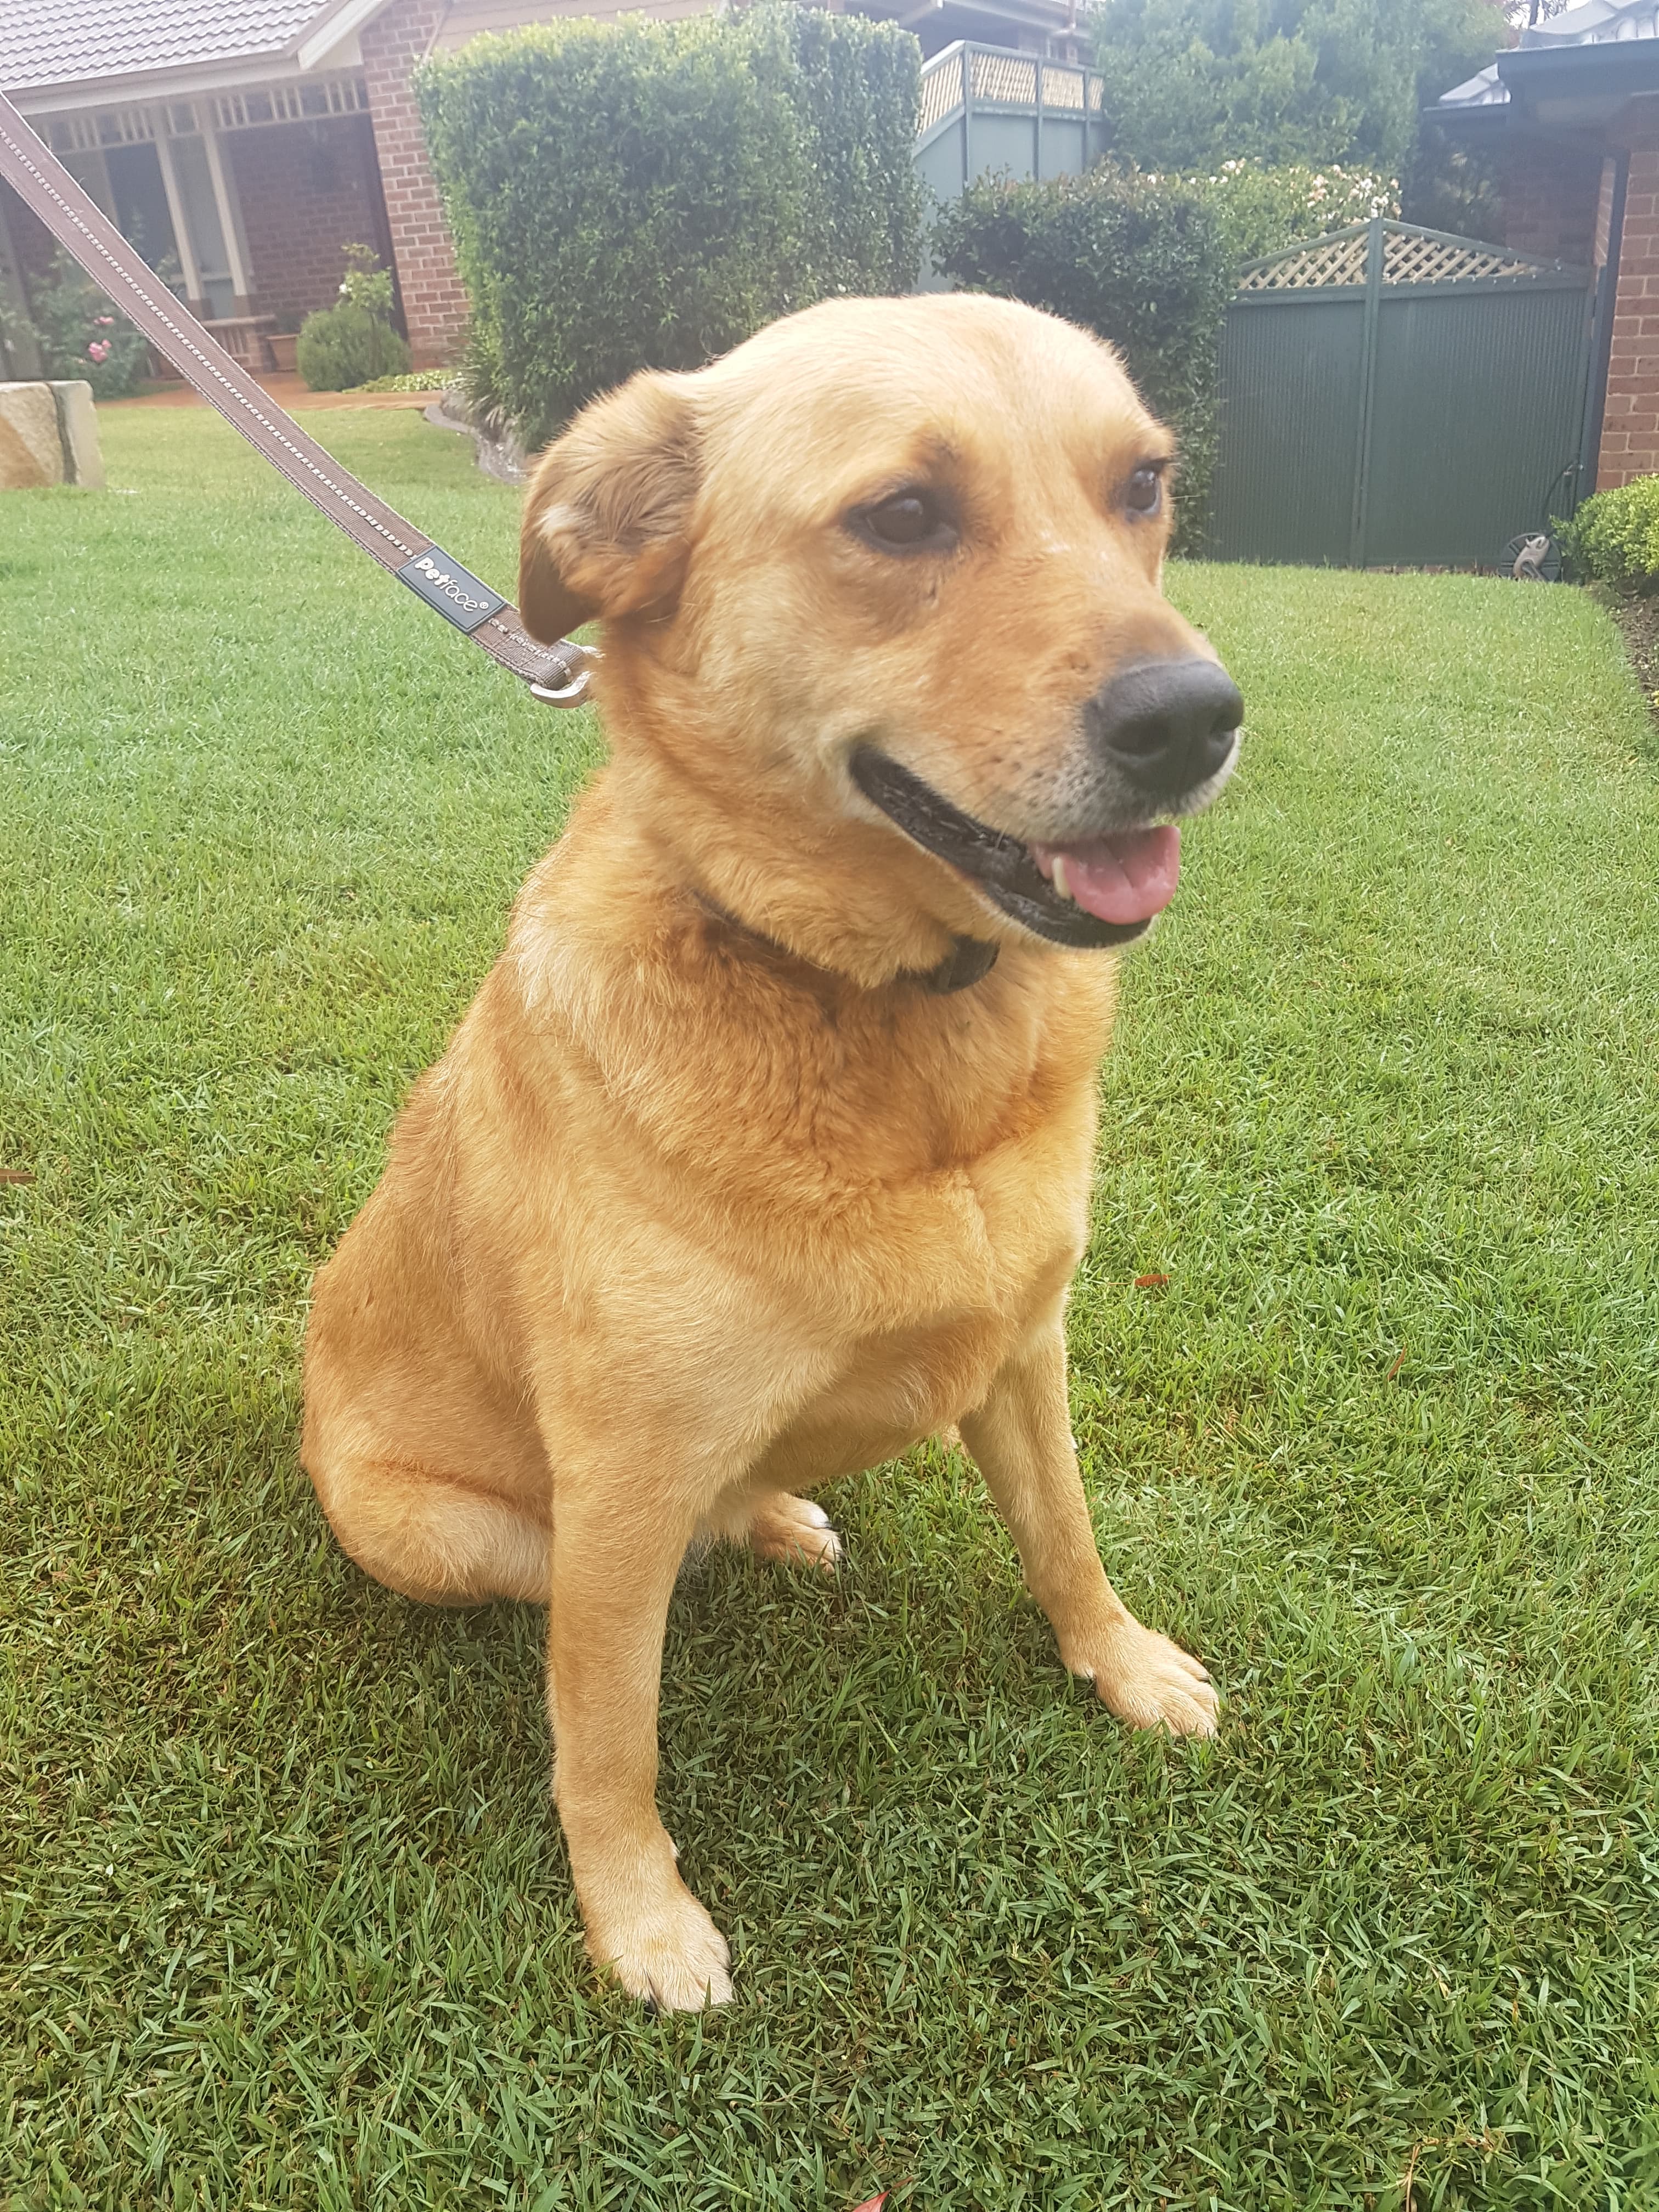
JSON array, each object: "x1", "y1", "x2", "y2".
[{"x1": 0, "y1": 89, "x2": 592, "y2": 701}]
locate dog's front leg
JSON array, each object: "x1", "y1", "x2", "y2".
[
  {"x1": 546, "y1": 1476, "x2": 733, "y2": 2011},
  {"x1": 961, "y1": 1320, "x2": 1218, "y2": 1737}
]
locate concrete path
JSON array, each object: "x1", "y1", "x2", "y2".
[{"x1": 106, "y1": 372, "x2": 439, "y2": 411}]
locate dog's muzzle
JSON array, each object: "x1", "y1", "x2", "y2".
[{"x1": 849, "y1": 654, "x2": 1244, "y2": 950}]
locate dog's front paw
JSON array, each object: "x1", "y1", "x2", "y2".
[
  {"x1": 591, "y1": 1882, "x2": 734, "y2": 2012},
  {"x1": 1077, "y1": 1616, "x2": 1218, "y2": 1739},
  {"x1": 746, "y1": 1491, "x2": 842, "y2": 1571}
]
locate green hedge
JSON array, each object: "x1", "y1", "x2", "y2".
[
  {"x1": 416, "y1": 7, "x2": 922, "y2": 450},
  {"x1": 929, "y1": 166, "x2": 1236, "y2": 545},
  {"x1": 1557, "y1": 476, "x2": 1659, "y2": 595}
]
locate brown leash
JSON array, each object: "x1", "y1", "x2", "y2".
[{"x1": 0, "y1": 89, "x2": 593, "y2": 705}]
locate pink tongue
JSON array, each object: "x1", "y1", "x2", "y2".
[{"x1": 1034, "y1": 825, "x2": 1181, "y2": 925}]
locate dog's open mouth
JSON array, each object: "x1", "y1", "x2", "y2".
[{"x1": 850, "y1": 746, "x2": 1179, "y2": 950}]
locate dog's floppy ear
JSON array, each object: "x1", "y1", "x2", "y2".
[{"x1": 518, "y1": 370, "x2": 699, "y2": 643}]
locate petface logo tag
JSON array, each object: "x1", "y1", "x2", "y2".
[{"x1": 397, "y1": 547, "x2": 507, "y2": 633}]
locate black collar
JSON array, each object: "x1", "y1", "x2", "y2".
[{"x1": 692, "y1": 893, "x2": 998, "y2": 996}]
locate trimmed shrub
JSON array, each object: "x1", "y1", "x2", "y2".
[
  {"x1": 296, "y1": 246, "x2": 410, "y2": 391},
  {"x1": 416, "y1": 6, "x2": 923, "y2": 450},
  {"x1": 1557, "y1": 476, "x2": 1659, "y2": 595},
  {"x1": 929, "y1": 166, "x2": 1235, "y2": 544}
]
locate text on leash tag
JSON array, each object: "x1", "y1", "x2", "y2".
[{"x1": 397, "y1": 548, "x2": 507, "y2": 633}]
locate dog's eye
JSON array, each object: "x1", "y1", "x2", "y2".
[
  {"x1": 1125, "y1": 466, "x2": 1164, "y2": 517},
  {"x1": 852, "y1": 489, "x2": 956, "y2": 553}
]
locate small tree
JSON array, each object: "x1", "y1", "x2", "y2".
[
  {"x1": 295, "y1": 245, "x2": 411, "y2": 392},
  {"x1": 1092, "y1": 0, "x2": 1503, "y2": 183}
]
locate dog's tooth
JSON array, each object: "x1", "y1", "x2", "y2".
[{"x1": 1052, "y1": 855, "x2": 1073, "y2": 903}]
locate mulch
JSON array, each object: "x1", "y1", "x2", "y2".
[{"x1": 1607, "y1": 591, "x2": 1659, "y2": 724}]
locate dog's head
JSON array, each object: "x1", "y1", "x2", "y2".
[{"x1": 520, "y1": 294, "x2": 1241, "y2": 961}]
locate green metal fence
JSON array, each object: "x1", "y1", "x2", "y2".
[{"x1": 1209, "y1": 220, "x2": 1599, "y2": 569}]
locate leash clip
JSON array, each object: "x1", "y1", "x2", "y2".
[{"x1": 528, "y1": 645, "x2": 599, "y2": 708}]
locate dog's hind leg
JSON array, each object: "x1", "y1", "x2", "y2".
[
  {"x1": 703, "y1": 1487, "x2": 842, "y2": 1570},
  {"x1": 314, "y1": 1453, "x2": 550, "y2": 1606}
]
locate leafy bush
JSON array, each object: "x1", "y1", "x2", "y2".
[
  {"x1": 17, "y1": 251, "x2": 149, "y2": 399},
  {"x1": 1556, "y1": 477, "x2": 1659, "y2": 595},
  {"x1": 295, "y1": 246, "x2": 410, "y2": 392},
  {"x1": 929, "y1": 165, "x2": 1235, "y2": 544},
  {"x1": 416, "y1": 5, "x2": 923, "y2": 450},
  {"x1": 1173, "y1": 157, "x2": 1397, "y2": 267}
]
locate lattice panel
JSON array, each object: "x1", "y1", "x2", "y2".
[
  {"x1": 1382, "y1": 230, "x2": 1542, "y2": 285},
  {"x1": 1040, "y1": 65, "x2": 1087, "y2": 111},
  {"x1": 970, "y1": 52, "x2": 1039, "y2": 105},
  {"x1": 1239, "y1": 233, "x2": 1369, "y2": 291},
  {"x1": 1241, "y1": 221, "x2": 1568, "y2": 292},
  {"x1": 918, "y1": 52, "x2": 964, "y2": 135}
]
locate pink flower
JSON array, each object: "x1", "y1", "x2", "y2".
[
  {"x1": 87, "y1": 340, "x2": 111, "y2": 363},
  {"x1": 95, "y1": 315, "x2": 114, "y2": 326}
]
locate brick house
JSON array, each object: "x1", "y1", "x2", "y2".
[
  {"x1": 1, "y1": 0, "x2": 1080, "y2": 374},
  {"x1": 1436, "y1": 0, "x2": 1659, "y2": 490}
]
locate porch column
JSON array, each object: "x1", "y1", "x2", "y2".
[
  {"x1": 150, "y1": 117, "x2": 207, "y2": 314},
  {"x1": 200, "y1": 121, "x2": 255, "y2": 311}
]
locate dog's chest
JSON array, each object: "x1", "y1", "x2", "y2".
[{"x1": 760, "y1": 1104, "x2": 1094, "y2": 1482}]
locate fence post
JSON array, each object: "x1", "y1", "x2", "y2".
[
  {"x1": 1348, "y1": 218, "x2": 1385, "y2": 568},
  {"x1": 1034, "y1": 56, "x2": 1044, "y2": 183},
  {"x1": 961, "y1": 46, "x2": 973, "y2": 194}
]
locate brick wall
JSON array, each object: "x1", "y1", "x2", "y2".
[
  {"x1": 360, "y1": 0, "x2": 471, "y2": 366},
  {"x1": 1504, "y1": 140, "x2": 1604, "y2": 265},
  {"x1": 228, "y1": 114, "x2": 395, "y2": 328},
  {"x1": 1598, "y1": 147, "x2": 1659, "y2": 488}
]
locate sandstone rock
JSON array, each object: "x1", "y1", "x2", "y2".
[
  {"x1": 0, "y1": 379, "x2": 107, "y2": 490},
  {"x1": 0, "y1": 380, "x2": 64, "y2": 488},
  {"x1": 50, "y1": 380, "x2": 104, "y2": 488}
]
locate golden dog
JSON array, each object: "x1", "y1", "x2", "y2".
[{"x1": 302, "y1": 292, "x2": 1242, "y2": 2010}]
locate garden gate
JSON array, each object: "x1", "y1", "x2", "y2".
[{"x1": 1208, "y1": 220, "x2": 1601, "y2": 569}]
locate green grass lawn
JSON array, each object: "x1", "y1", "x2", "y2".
[{"x1": 3, "y1": 404, "x2": 1657, "y2": 2212}]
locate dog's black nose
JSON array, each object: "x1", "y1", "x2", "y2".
[{"x1": 1086, "y1": 658, "x2": 1244, "y2": 796}]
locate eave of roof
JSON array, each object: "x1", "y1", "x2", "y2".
[
  {"x1": 1431, "y1": 0, "x2": 1659, "y2": 131},
  {"x1": 0, "y1": 0, "x2": 380, "y2": 104},
  {"x1": 1431, "y1": 41, "x2": 1659, "y2": 137}
]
